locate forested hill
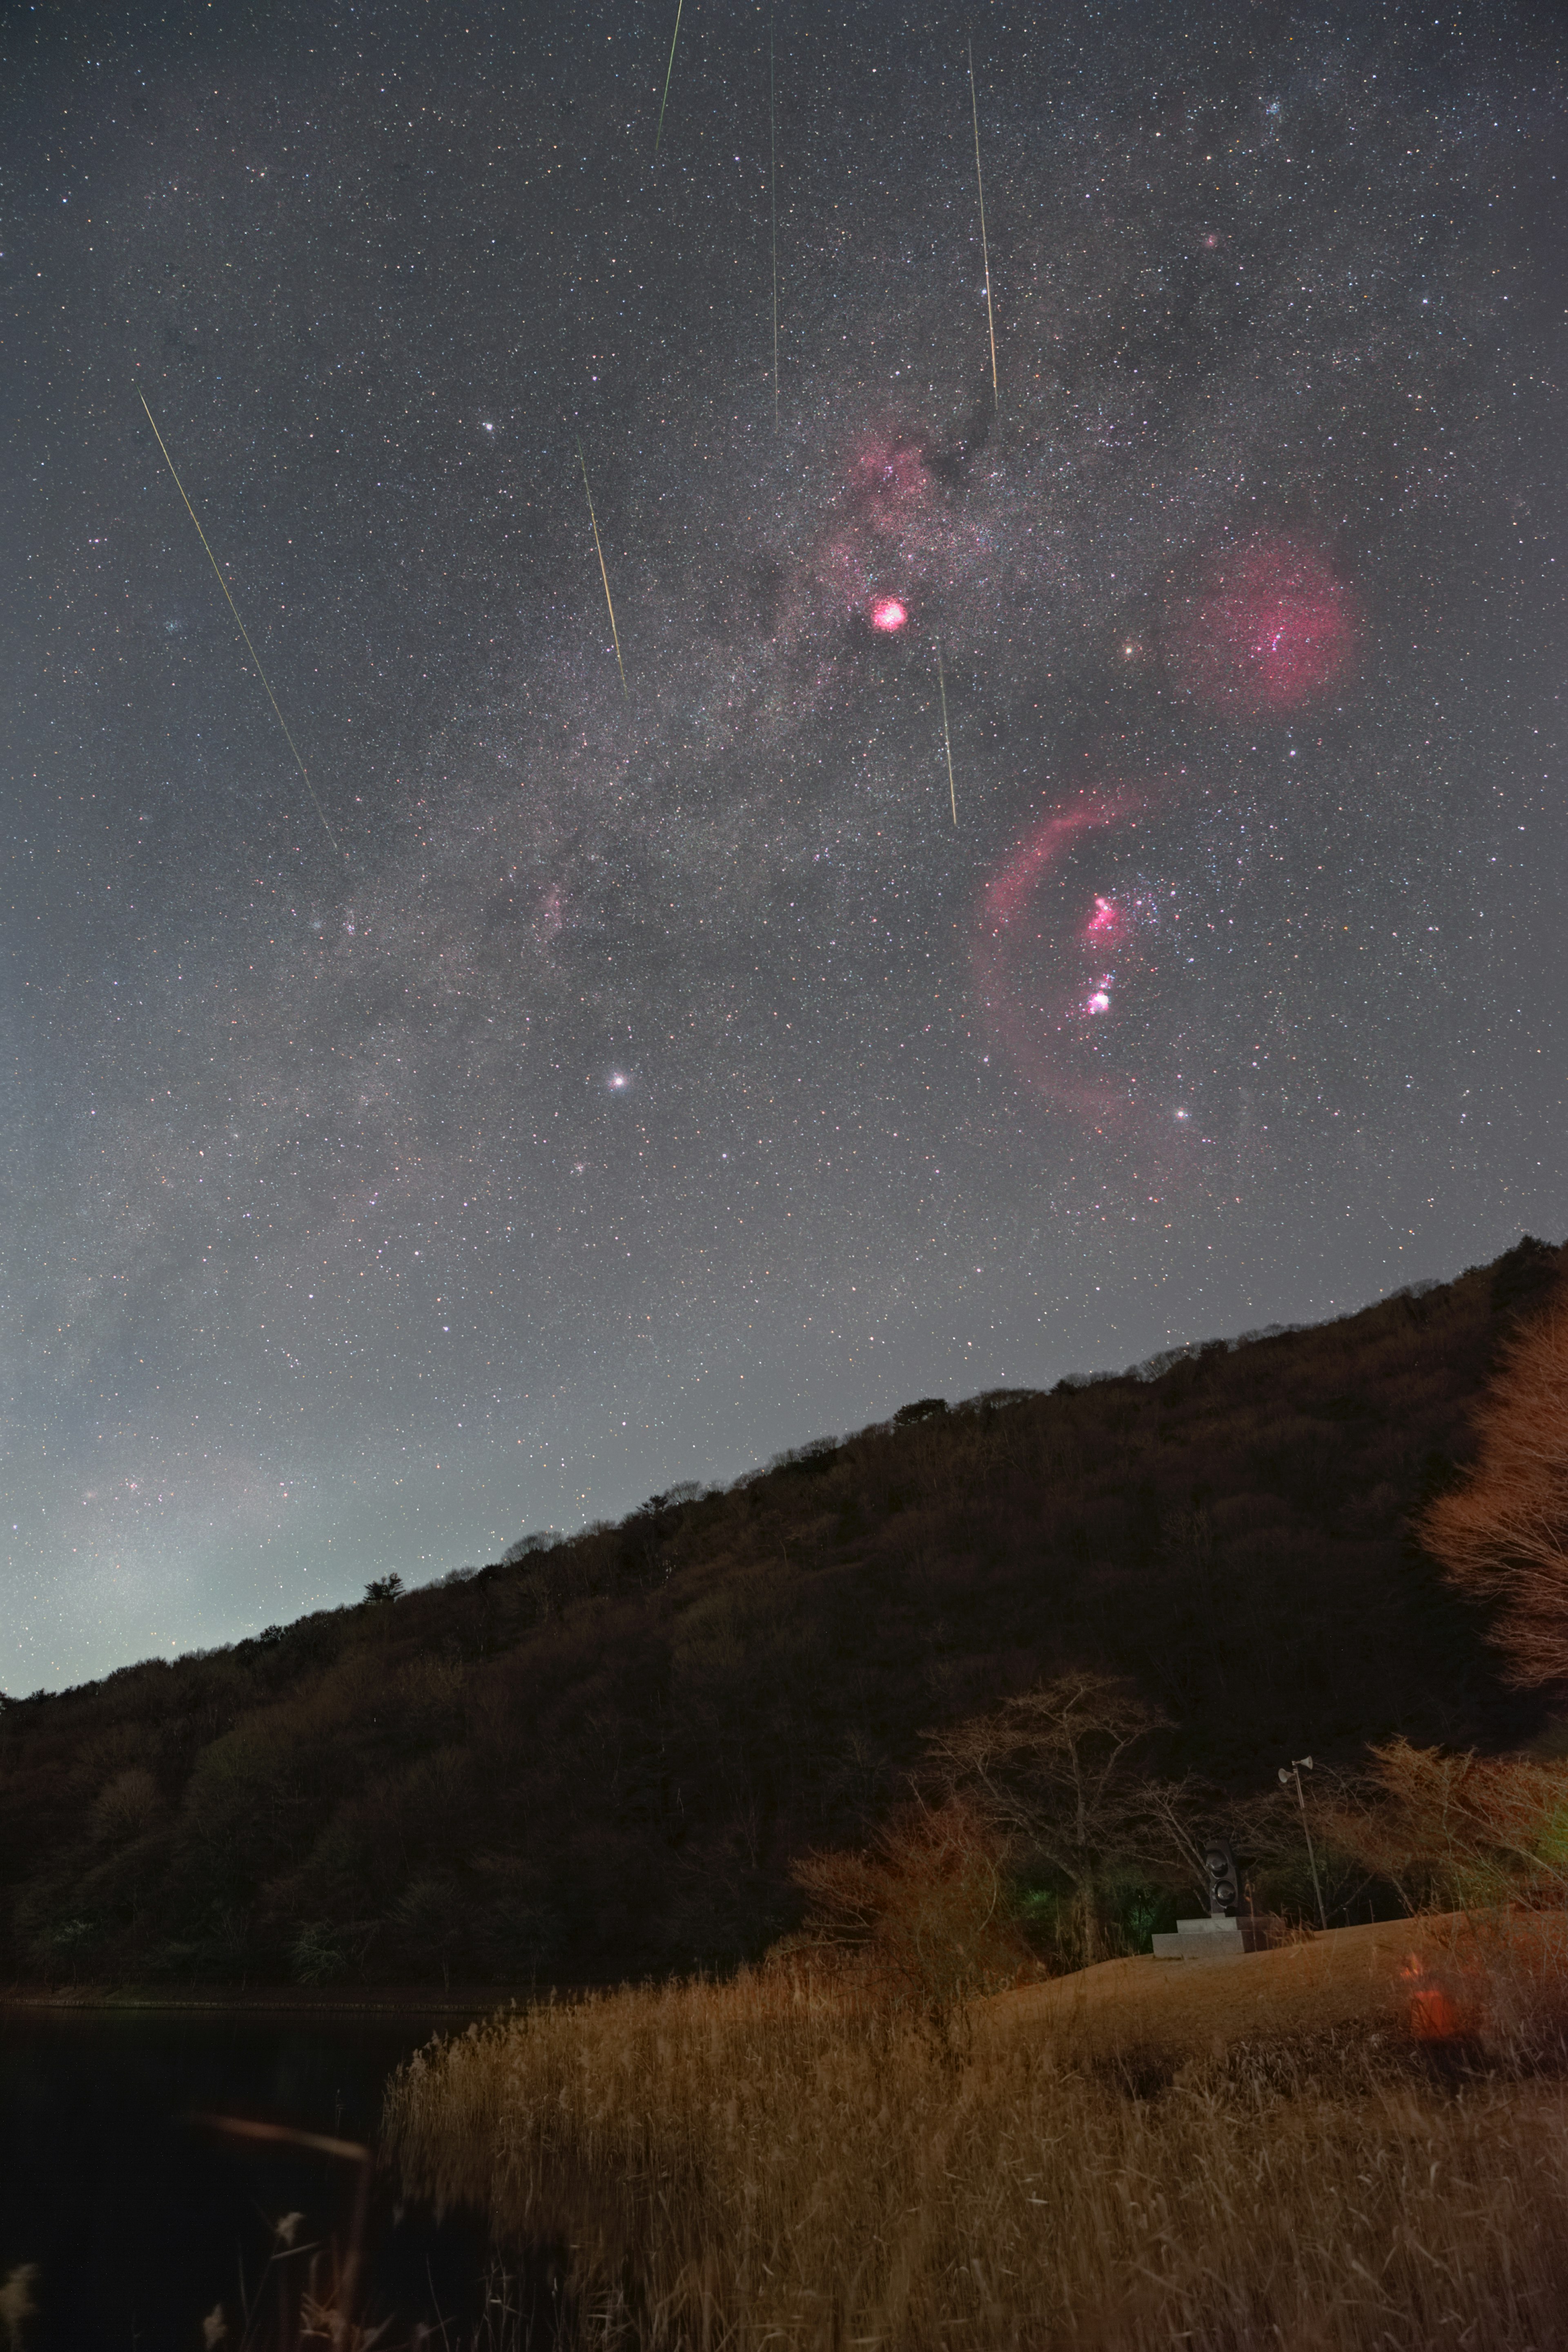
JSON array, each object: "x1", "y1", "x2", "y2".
[{"x1": 2, "y1": 1236, "x2": 1562, "y2": 1992}]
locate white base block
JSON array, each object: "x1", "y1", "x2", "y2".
[{"x1": 1150, "y1": 1915, "x2": 1273, "y2": 1961}]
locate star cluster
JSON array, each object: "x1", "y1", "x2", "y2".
[{"x1": 2, "y1": 0, "x2": 1565, "y2": 1684}]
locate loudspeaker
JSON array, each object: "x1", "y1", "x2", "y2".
[{"x1": 1203, "y1": 1839, "x2": 1240, "y2": 1917}]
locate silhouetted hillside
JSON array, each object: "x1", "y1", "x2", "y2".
[{"x1": 1, "y1": 1236, "x2": 1561, "y2": 1990}]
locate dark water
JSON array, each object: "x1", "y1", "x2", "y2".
[{"x1": 0, "y1": 2005, "x2": 497, "y2": 2350}]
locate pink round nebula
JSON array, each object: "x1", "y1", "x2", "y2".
[
  {"x1": 1170, "y1": 536, "x2": 1357, "y2": 715},
  {"x1": 870, "y1": 595, "x2": 908, "y2": 633}
]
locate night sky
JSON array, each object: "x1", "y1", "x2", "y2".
[{"x1": 5, "y1": 0, "x2": 1566, "y2": 1691}]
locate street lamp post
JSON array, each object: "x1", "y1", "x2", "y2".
[{"x1": 1279, "y1": 1755, "x2": 1328, "y2": 1931}]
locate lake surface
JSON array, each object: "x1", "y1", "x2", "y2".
[{"x1": 0, "y1": 2004, "x2": 499, "y2": 2350}]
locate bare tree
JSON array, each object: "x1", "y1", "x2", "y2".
[
  {"x1": 1422, "y1": 1297, "x2": 1568, "y2": 1685},
  {"x1": 1325, "y1": 1736, "x2": 1568, "y2": 1915},
  {"x1": 922, "y1": 1671, "x2": 1182, "y2": 1965}
]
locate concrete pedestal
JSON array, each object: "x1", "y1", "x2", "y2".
[{"x1": 1151, "y1": 1915, "x2": 1273, "y2": 1962}]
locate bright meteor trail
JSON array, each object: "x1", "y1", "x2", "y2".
[
  {"x1": 654, "y1": 0, "x2": 684, "y2": 155},
  {"x1": 969, "y1": 43, "x2": 998, "y2": 406},
  {"x1": 769, "y1": 12, "x2": 780, "y2": 430},
  {"x1": 577, "y1": 437, "x2": 628, "y2": 697},
  {"x1": 137, "y1": 392, "x2": 341, "y2": 858}
]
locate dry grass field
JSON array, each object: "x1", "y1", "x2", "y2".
[
  {"x1": 982, "y1": 1909, "x2": 1561, "y2": 2059},
  {"x1": 383, "y1": 1910, "x2": 1568, "y2": 2350}
]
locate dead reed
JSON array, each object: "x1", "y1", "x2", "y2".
[{"x1": 383, "y1": 1940, "x2": 1568, "y2": 2350}]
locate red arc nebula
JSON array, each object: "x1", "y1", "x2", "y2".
[{"x1": 973, "y1": 795, "x2": 1145, "y2": 1119}]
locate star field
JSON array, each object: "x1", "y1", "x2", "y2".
[{"x1": 3, "y1": 0, "x2": 1566, "y2": 1685}]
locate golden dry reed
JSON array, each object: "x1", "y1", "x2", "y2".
[{"x1": 384, "y1": 1944, "x2": 1568, "y2": 2352}]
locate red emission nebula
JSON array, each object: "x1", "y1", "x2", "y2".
[
  {"x1": 768, "y1": 431, "x2": 1363, "y2": 1136},
  {"x1": 973, "y1": 794, "x2": 1152, "y2": 1123},
  {"x1": 971, "y1": 535, "x2": 1365, "y2": 1122},
  {"x1": 1167, "y1": 535, "x2": 1357, "y2": 715},
  {"x1": 784, "y1": 428, "x2": 975, "y2": 651}
]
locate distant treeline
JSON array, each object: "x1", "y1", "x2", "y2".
[{"x1": 0, "y1": 1236, "x2": 1561, "y2": 1990}]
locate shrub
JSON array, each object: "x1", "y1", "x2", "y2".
[
  {"x1": 1422, "y1": 1294, "x2": 1568, "y2": 1683},
  {"x1": 290, "y1": 1919, "x2": 347, "y2": 1986},
  {"x1": 789, "y1": 1795, "x2": 1029, "y2": 2018}
]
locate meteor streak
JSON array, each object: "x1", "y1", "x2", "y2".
[
  {"x1": 577, "y1": 438, "x2": 628, "y2": 697},
  {"x1": 138, "y1": 392, "x2": 342, "y2": 858},
  {"x1": 937, "y1": 638, "x2": 957, "y2": 825},
  {"x1": 769, "y1": 12, "x2": 780, "y2": 429},
  {"x1": 968, "y1": 42, "x2": 998, "y2": 406},
  {"x1": 654, "y1": 0, "x2": 684, "y2": 154}
]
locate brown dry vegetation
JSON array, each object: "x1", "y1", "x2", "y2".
[
  {"x1": 384, "y1": 1916, "x2": 1568, "y2": 2352},
  {"x1": 1423, "y1": 1298, "x2": 1568, "y2": 1685},
  {"x1": 1330, "y1": 1737, "x2": 1568, "y2": 1915}
]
